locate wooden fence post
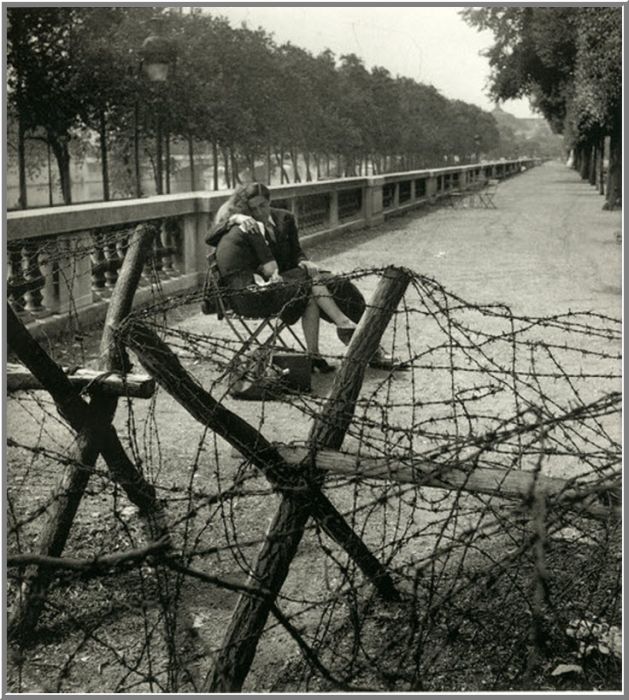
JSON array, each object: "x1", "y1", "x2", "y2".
[
  {"x1": 7, "y1": 224, "x2": 207, "y2": 689},
  {"x1": 7, "y1": 225, "x2": 208, "y2": 684},
  {"x1": 206, "y1": 266, "x2": 411, "y2": 691},
  {"x1": 7, "y1": 225, "x2": 157, "y2": 642}
]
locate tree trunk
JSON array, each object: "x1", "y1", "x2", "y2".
[
  {"x1": 275, "y1": 149, "x2": 289, "y2": 184},
  {"x1": 266, "y1": 145, "x2": 272, "y2": 185},
  {"x1": 47, "y1": 142, "x2": 53, "y2": 206},
  {"x1": 579, "y1": 142, "x2": 590, "y2": 180},
  {"x1": 221, "y1": 147, "x2": 230, "y2": 189},
  {"x1": 187, "y1": 132, "x2": 195, "y2": 190},
  {"x1": 230, "y1": 146, "x2": 241, "y2": 186},
  {"x1": 134, "y1": 101, "x2": 142, "y2": 198},
  {"x1": 49, "y1": 132, "x2": 72, "y2": 205},
  {"x1": 573, "y1": 146, "x2": 581, "y2": 173},
  {"x1": 290, "y1": 147, "x2": 301, "y2": 182},
  {"x1": 155, "y1": 115, "x2": 163, "y2": 195},
  {"x1": 304, "y1": 151, "x2": 312, "y2": 182},
  {"x1": 588, "y1": 141, "x2": 597, "y2": 186},
  {"x1": 314, "y1": 153, "x2": 320, "y2": 180},
  {"x1": 598, "y1": 136, "x2": 605, "y2": 196},
  {"x1": 99, "y1": 110, "x2": 110, "y2": 201},
  {"x1": 326, "y1": 153, "x2": 330, "y2": 177},
  {"x1": 212, "y1": 141, "x2": 219, "y2": 190},
  {"x1": 605, "y1": 124, "x2": 621, "y2": 210},
  {"x1": 165, "y1": 128, "x2": 171, "y2": 194},
  {"x1": 17, "y1": 114, "x2": 27, "y2": 209},
  {"x1": 246, "y1": 151, "x2": 256, "y2": 180}
]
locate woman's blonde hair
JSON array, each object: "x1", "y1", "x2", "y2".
[{"x1": 213, "y1": 182, "x2": 271, "y2": 225}]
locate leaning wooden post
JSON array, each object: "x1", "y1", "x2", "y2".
[
  {"x1": 7, "y1": 225, "x2": 157, "y2": 643},
  {"x1": 205, "y1": 266, "x2": 411, "y2": 691},
  {"x1": 119, "y1": 319, "x2": 400, "y2": 597}
]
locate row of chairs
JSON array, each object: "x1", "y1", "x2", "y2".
[{"x1": 445, "y1": 178, "x2": 499, "y2": 209}]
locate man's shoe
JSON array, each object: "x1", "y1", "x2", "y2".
[{"x1": 369, "y1": 350, "x2": 404, "y2": 370}]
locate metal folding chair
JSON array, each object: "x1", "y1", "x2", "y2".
[
  {"x1": 475, "y1": 178, "x2": 499, "y2": 209},
  {"x1": 201, "y1": 250, "x2": 308, "y2": 393}
]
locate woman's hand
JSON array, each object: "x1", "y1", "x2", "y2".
[
  {"x1": 298, "y1": 260, "x2": 319, "y2": 277},
  {"x1": 260, "y1": 260, "x2": 280, "y2": 282},
  {"x1": 229, "y1": 214, "x2": 259, "y2": 233}
]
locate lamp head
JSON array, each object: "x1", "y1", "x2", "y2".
[{"x1": 140, "y1": 23, "x2": 174, "y2": 82}]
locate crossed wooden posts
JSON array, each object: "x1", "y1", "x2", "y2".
[
  {"x1": 7, "y1": 221, "x2": 411, "y2": 693},
  {"x1": 7, "y1": 223, "x2": 205, "y2": 690},
  {"x1": 118, "y1": 267, "x2": 411, "y2": 691}
]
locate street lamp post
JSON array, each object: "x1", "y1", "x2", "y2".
[
  {"x1": 473, "y1": 134, "x2": 481, "y2": 164},
  {"x1": 140, "y1": 20, "x2": 175, "y2": 195}
]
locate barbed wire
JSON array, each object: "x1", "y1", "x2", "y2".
[{"x1": 7, "y1": 264, "x2": 621, "y2": 692}]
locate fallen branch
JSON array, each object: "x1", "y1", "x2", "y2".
[{"x1": 7, "y1": 539, "x2": 170, "y2": 573}]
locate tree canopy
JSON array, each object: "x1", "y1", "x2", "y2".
[
  {"x1": 8, "y1": 6, "x2": 527, "y2": 206},
  {"x1": 462, "y1": 7, "x2": 621, "y2": 207}
]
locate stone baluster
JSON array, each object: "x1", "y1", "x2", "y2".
[
  {"x1": 57, "y1": 233, "x2": 94, "y2": 313},
  {"x1": 90, "y1": 231, "x2": 109, "y2": 299},
  {"x1": 116, "y1": 229, "x2": 130, "y2": 267},
  {"x1": 39, "y1": 238, "x2": 59, "y2": 314},
  {"x1": 392, "y1": 182, "x2": 400, "y2": 209},
  {"x1": 22, "y1": 239, "x2": 49, "y2": 317},
  {"x1": 364, "y1": 176, "x2": 385, "y2": 227},
  {"x1": 142, "y1": 221, "x2": 162, "y2": 285},
  {"x1": 7, "y1": 242, "x2": 26, "y2": 314},
  {"x1": 182, "y1": 210, "x2": 210, "y2": 282},
  {"x1": 152, "y1": 222, "x2": 167, "y2": 281},
  {"x1": 161, "y1": 219, "x2": 180, "y2": 277},
  {"x1": 103, "y1": 229, "x2": 122, "y2": 291}
]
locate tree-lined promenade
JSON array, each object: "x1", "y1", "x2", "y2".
[
  {"x1": 464, "y1": 7, "x2": 622, "y2": 210},
  {"x1": 6, "y1": 7, "x2": 516, "y2": 208},
  {"x1": 7, "y1": 7, "x2": 621, "y2": 211}
]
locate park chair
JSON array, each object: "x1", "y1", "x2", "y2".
[
  {"x1": 475, "y1": 178, "x2": 499, "y2": 209},
  {"x1": 201, "y1": 250, "x2": 310, "y2": 397}
]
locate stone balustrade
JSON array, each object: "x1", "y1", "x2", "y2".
[{"x1": 6, "y1": 158, "x2": 537, "y2": 339}]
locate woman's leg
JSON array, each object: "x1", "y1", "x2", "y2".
[
  {"x1": 300, "y1": 295, "x2": 321, "y2": 354},
  {"x1": 311, "y1": 283, "x2": 356, "y2": 329}
]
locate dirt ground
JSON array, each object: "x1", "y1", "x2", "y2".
[{"x1": 6, "y1": 162, "x2": 622, "y2": 692}]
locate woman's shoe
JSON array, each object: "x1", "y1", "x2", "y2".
[
  {"x1": 310, "y1": 355, "x2": 336, "y2": 374},
  {"x1": 336, "y1": 326, "x2": 355, "y2": 345}
]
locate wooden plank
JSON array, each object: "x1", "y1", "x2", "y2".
[
  {"x1": 276, "y1": 446, "x2": 620, "y2": 522},
  {"x1": 6, "y1": 363, "x2": 156, "y2": 398}
]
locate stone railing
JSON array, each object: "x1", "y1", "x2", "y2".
[{"x1": 7, "y1": 158, "x2": 537, "y2": 338}]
